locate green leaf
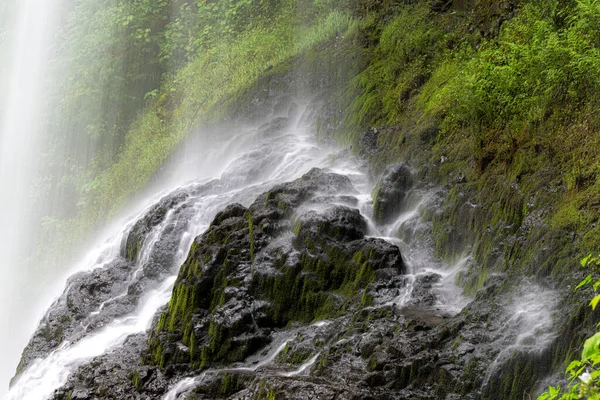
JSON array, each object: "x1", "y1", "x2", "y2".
[
  {"x1": 581, "y1": 253, "x2": 593, "y2": 267},
  {"x1": 576, "y1": 274, "x2": 593, "y2": 290},
  {"x1": 567, "y1": 364, "x2": 586, "y2": 382},
  {"x1": 539, "y1": 385, "x2": 561, "y2": 400},
  {"x1": 590, "y1": 295, "x2": 600, "y2": 310},
  {"x1": 566, "y1": 360, "x2": 582, "y2": 374},
  {"x1": 582, "y1": 332, "x2": 600, "y2": 360}
]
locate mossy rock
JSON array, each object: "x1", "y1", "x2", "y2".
[
  {"x1": 372, "y1": 162, "x2": 413, "y2": 225},
  {"x1": 146, "y1": 168, "x2": 407, "y2": 372}
]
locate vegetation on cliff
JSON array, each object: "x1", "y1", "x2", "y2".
[
  {"x1": 38, "y1": 0, "x2": 600, "y2": 277},
  {"x1": 38, "y1": 0, "x2": 356, "y2": 264},
  {"x1": 30, "y1": 0, "x2": 600, "y2": 396}
]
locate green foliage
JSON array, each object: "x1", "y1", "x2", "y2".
[
  {"x1": 82, "y1": 9, "x2": 351, "y2": 215},
  {"x1": 421, "y1": 0, "x2": 600, "y2": 177},
  {"x1": 538, "y1": 254, "x2": 600, "y2": 399},
  {"x1": 39, "y1": 1, "x2": 355, "y2": 268},
  {"x1": 348, "y1": 2, "x2": 444, "y2": 128}
]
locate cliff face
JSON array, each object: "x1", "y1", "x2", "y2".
[
  {"x1": 43, "y1": 151, "x2": 568, "y2": 399},
  {"x1": 13, "y1": 89, "x2": 589, "y2": 400},
  {"x1": 11, "y1": 0, "x2": 600, "y2": 398}
]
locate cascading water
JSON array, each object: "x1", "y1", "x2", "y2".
[
  {"x1": 6, "y1": 103, "x2": 347, "y2": 399},
  {"x1": 3, "y1": 95, "x2": 461, "y2": 398},
  {"x1": 0, "y1": 0, "x2": 64, "y2": 395},
  {"x1": 4, "y1": 91, "x2": 563, "y2": 398},
  {"x1": 0, "y1": 4, "x2": 564, "y2": 397}
]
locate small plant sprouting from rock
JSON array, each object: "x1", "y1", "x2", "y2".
[{"x1": 538, "y1": 254, "x2": 600, "y2": 399}]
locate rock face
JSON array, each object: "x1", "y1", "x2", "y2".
[
  {"x1": 13, "y1": 188, "x2": 196, "y2": 380},
  {"x1": 44, "y1": 166, "x2": 564, "y2": 400},
  {"x1": 47, "y1": 167, "x2": 412, "y2": 399},
  {"x1": 53, "y1": 334, "x2": 169, "y2": 400},
  {"x1": 146, "y1": 167, "x2": 406, "y2": 372},
  {"x1": 372, "y1": 163, "x2": 413, "y2": 225}
]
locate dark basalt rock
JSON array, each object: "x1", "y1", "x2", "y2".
[
  {"x1": 53, "y1": 334, "x2": 169, "y2": 400},
  {"x1": 358, "y1": 127, "x2": 379, "y2": 159},
  {"x1": 293, "y1": 205, "x2": 367, "y2": 244},
  {"x1": 372, "y1": 163, "x2": 413, "y2": 225},
  {"x1": 122, "y1": 190, "x2": 190, "y2": 263},
  {"x1": 145, "y1": 167, "x2": 406, "y2": 375},
  {"x1": 406, "y1": 272, "x2": 442, "y2": 307},
  {"x1": 13, "y1": 257, "x2": 136, "y2": 380},
  {"x1": 41, "y1": 165, "x2": 563, "y2": 400},
  {"x1": 14, "y1": 188, "x2": 200, "y2": 383},
  {"x1": 257, "y1": 116, "x2": 290, "y2": 138}
]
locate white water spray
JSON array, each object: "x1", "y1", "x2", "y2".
[
  {"x1": 6, "y1": 106, "x2": 349, "y2": 399},
  {"x1": 369, "y1": 190, "x2": 470, "y2": 313},
  {"x1": 482, "y1": 284, "x2": 559, "y2": 386},
  {"x1": 0, "y1": 0, "x2": 63, "y2": 395}
]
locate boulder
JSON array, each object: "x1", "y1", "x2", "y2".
[
  {"x1": 372, "y1": 163, "x2": 413, "y2": 225},
  {"x1": 146, "y1": 168, "x2": 407, "y2": 374}
]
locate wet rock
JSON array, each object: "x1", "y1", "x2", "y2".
[
  {"x1": 257, "y1": 116, "x2": 290, "y2": 138},
  {"x1": 358, "y1": 128, "x2": 379, "y2": 159},
  {"x1": 259, "y1": 167, "x2": 357, "y2": 213},
  {"x1": 121, "y1": 190, "x2": 190, "y2": 262},
  {"x1": 52, "y1": 334, "x2": 168, "y2": 400},
  {"x1": 406, "y1": 272, "x2": 442, "y2": 307},
  {"x1": 360, "y1": 333, "x2": 383, "y2": 359},
  {"x1": 146, "y1": 168, "x2": 406, "y2": 375},
  {"x1": 293, "y1": 205, "x2": 367, "y2": 245},
  {"x1": 372, "y1": 163, "x2": 413, "y2": 225},
  {"x1": 365, "y1": 371, "x2": 386, "y2": 387},
  {"x1": 14, "y1": 257, "x2": 135, "y2": 377},
  {"x1": 37, "y1": 152, "x2": 563, "y2": 400},
  {"x1": 15, "y1": 187, "x2": 202, "y2": 382}
]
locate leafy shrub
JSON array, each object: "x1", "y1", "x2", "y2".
[{"x1": 539, "y1": 254, "x2": 600, "y2": 400}]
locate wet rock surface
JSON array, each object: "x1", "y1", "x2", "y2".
[
  {"x1": 14, "y1": 187, "x2": 199, "y2": 380},
  {"x1": 53, "y1": 334, "x2": 169, "y2": 400},
  {"x1": 372, "y1": 163, "x2": 413, "y2": 225},
  {"x1": 41, "y1": 166, "x2": 564, "y2": 400},
  {"x1": 145, "y1": 167, "x2": 405, "y2": 372}
]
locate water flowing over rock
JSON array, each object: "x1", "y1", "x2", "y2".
[
  {"x1": 145, "y1": 167, "x2": 406, "y2": 374},
  {"x1": 13, "y1": 186, "x2": 200, "y2": 378},
  {"x1": 9, "y1": 104, "x2": 564, "y2": 400}
]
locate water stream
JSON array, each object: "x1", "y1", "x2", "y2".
[
  {"x1": 0, "y1": 2, "x2": 565, "y2": 399},
  {"x1": 7, "y1": 90, "x2": 559, "y2": 398},
  {"x1": 0, "y1": 0, "x2": 64, "y2": 395},
  {"x1": 2, "y1": 95, "x2": 564, "y2": 400},
  {"x1": 6, "y1": 105, "x2": 349, "y2": 399}
]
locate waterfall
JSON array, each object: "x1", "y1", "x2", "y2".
[
  {"x1": 0, "y1": 0, "x2": 63, "y2": 395},
  {"x1": 6, "y1": 103, "x2": 339, "y2": 399},
  {"x1": 0, "y1": 2, "x2": 564, "y2": 398}
]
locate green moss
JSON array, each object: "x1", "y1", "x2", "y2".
[
  {"x1": 250, "y1": 243, "x2": 378, "y2": 326},
  {"x1": 218, "y1": 373, "x2": 247, "y2": 396},
  {"x1": 277, "y1": 343, "x2": 313, "y2": 366},
  {"x1": 252, "y1": 381, "x2": 281, "y2": 400},
  {"x1": 167, "y1": 283, "x2": 196, "y2": 332},
  {"x1": 148, "y1": 338, "x2": 166, "y2": 367},
  {"x1": 156, "y1": 312, "x2": 167, "y2": 332},
  {"x1": 130, "y1": 370, "x2": 141, "y2": 391}
]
